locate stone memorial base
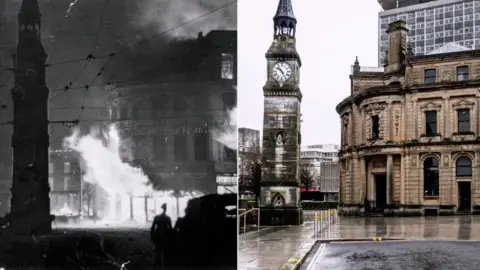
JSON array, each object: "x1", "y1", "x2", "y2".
[{"x1": 259, "y1": 207, "x2": 303, "y2": 226}]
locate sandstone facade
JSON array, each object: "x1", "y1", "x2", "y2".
[{"x1": 337, "y1": 20, "x2": 480, "y2": 216}]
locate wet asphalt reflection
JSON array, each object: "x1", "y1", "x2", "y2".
[{"x1": 305, "y1": 240, "x2": 480, "y2": 270}]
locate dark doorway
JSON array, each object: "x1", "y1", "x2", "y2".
[
  {"x1": 458, "y1": 182, "x2": 471, "y2": 212},
  {"x1": 375, "y1": 174, "x2": 387, "y2": 212}
]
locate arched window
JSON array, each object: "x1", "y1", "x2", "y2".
[
  {"x1": 423, "y1": 157, "x2": 439, "y2": 196},
  {"x1": 456, "y1": 156, "x2": 472, "y2": 177}
]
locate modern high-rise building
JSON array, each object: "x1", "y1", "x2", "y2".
[{"x1": 378, "y1": 0, "x2": 480, "y2": 65}]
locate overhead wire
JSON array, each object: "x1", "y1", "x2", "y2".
[
  {"x1": 74, "y1": 0, "x2": 237, "y2": 121},
  {"x1": 0, "y1": 0, "x2": 237, "y2": 72},
  {"x1": 54, "y1": 0, "x2": 111, "y2": 98},
  {"x1": 1, "y1": 1, "x2": 237, "y2": 128}
]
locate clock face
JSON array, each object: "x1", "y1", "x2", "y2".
[{"x1": 272, "y1": 62, "x2": 292, "y2": 83}]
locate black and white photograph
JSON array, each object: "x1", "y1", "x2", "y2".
[{"x1": 0, "y1": 0, "x2": 237, "y2": 269}]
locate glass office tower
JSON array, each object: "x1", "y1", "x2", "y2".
[{"x1": 378, "y1": 0, "x2": 480, "y2": 65}]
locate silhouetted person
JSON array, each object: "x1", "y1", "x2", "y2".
[{"x1": 150, "y1": 203, "x2": 172, "y2": 269}]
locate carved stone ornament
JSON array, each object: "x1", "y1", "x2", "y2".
[
  {"x1": 411, "y1": 155, "x2": 417, "y2": 166},
  {"x1": 353, "y1": 80, "x2": 361, "y2": 92},
  {"x1": 365, "y1": 115, "x2": 371, "y2": 138},
  {"x1": 271, "y1": 192, "x2": 286, "y2": 208},
  {"x1": 440, "y1": 68, "x2": 453, "y2": 82},
  {"x1": 342, "y1": 114, "x2": 350, "y2": 125},
  {"x1": 273, "y1": 130, "x2": 286, "y2": 146},
  {"x1": 443, "y1": 155, "x2": 449, "y2": 167},
  {"x1": 452, "y1": 99, "x2": 475, "y2": 109},
  {"x1": 394, "y1": 110, "x2": 401, "y2": 136},
  {"x1": 363, "y1": 103, "x2": 386, "y2": 113},
  {"x1": 419, "y1": 101, "x2": 441, "y2": 111}
]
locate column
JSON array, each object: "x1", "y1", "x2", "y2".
[
  {"x1": 349, "y1": 102, "x2": 358, "y2": 145},
  {"x1": 388, "y1": 102, "x2": 393, "y2": 141},
  {"x1": 386, "y1": 155, "x2": 393, "y2": 204},
  {"x1": 401, "y1": 102, "x2": 406, "y2": 141},
  {"x1": 444, "y1": 97, "x2": 450, "y2": 138},
  {"x1": 412, "y1": 99, "x2": 417, "y2": 139},
  {"x1": 348, "y1": 113, "x2": 353, "y2": 146},
  {"x1": 477, "y1": 95, "x2": 480, "y2": 136},
  {"x1": 360, "y1": 157, "x2": 367, "y2": 202},
  {"x1": 360, "y1": 109, "x2": 365, "y2": 143},
  {"x1": 400, "y1": 154, "x2": 405, "y2": 205}
]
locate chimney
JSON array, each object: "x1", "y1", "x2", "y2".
[
  {"x1": 197, "y1": 31, "x2": 203, "y2": 40},
  {"x1": 385, "y1": 20, "x2": 409, "y2": 74}
]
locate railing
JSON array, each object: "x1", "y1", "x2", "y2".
[
  {"x1": 313, "y1": 209, "x2": 338, "y2": 238},
  {"x1": 238, "y1": 208, "x2": 260, "y2": 235}
]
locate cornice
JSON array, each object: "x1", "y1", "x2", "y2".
[{"x1": 335, "y1": 80, "x2": 480, "y2": 114}]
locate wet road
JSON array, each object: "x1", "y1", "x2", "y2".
[
  {"x1": 302, "y1": 240, "x2": 480, "y2": 270},
  {"x1": 239, "y1": 214, "x2": 480, "y2": 269}
]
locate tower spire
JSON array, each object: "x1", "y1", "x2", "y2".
[
  {"x1": 273, "y1": 0, "x2": 297, "y2": 38},
  {"x1": 19, "y1": 0, "x2": 41, "y2": 23}
]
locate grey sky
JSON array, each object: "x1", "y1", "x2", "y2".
[{"x1": 238, "y1": 0, "x2": 381, "y2": 145}]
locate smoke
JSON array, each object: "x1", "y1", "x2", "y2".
[
  {"x1": 133, "y1": 0, "x2": 237, "y2": 38},
  {"x1": 213, "y1": 106, "x2": 237, "y2": 150},
  {"x1": 62, "y1": 124, "x2": 201, "y2": 227}
]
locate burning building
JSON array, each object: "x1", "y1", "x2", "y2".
[{"x1": 106, "y1": 30, "x2": 237, "y2": 196}]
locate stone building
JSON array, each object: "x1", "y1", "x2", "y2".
[
  {"x1": 107, "y1": 30, "x2": 237, "y2": 195},
  {"x1": 337, "y1": 20, "x2": 480, "y2": 216}
]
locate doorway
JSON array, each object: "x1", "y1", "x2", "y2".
[
  {"x1": 458, "y1": 182, "x2": 471, "y2": 212},
  {"x1": 375, "y1": 174, "x2": 387, "y2": 211}
]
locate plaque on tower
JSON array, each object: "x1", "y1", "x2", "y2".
[{"x1": 259, "y1": 0, "x2": 303, "y2": 226}]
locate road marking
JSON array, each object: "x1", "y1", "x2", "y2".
[
  {"x1": 287, "y1": 258, "x2": 301, "y2": 263},
  {"x1": 305, "y1": 243, "x2": 326, "y2": 270}
]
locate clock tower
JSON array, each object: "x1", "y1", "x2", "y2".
[{"x1": 259, "y1": 0, "x2": 303, "y2": 226}]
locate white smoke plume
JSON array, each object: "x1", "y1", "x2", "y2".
[
  {"x1": 134, "y1": 0, "x2": 237, "y2": 38},
  {"x1": 62, "y1": 124, "x2": 201, "y2": 227},
  {"x1": 213, "y1": 106, "x2": 237, "y2": 150}
]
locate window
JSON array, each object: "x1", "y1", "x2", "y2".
[
  {"x1": 456, "y1": 157, "x2": 472, "y2": 177},
  {"x1": 343, "y1": 123, "x2": 348, "y2": 145},
  {"x1": 154, "y1": 136, "x2": 166, "y2": 161},
  {"x1": 457, "y1": 66, "x2": 469, "y2": 81},
  {"x1": 425, "y1": 111, "x2": 438, "y2": 136},
  {"x1": 64, "y1": 162, "x2": 70, "y2": 174},
  {"x1": 194, "y1": 133, "x2": 209, "y2": 161},
  {"x1": 222, "y1": 92, "x2": 236, "y2": 111},
  {"x1": 424, "y1": 69, "x2": 436, "y2": 84},
  {"x1": 224, "y1": 146, "x2": 236, "y2": 162},
  {"x1": 371, "y1": 115, "x2": 380, "y2": 139},
  {"x1": 457, "y1": 109, "x2": 470, "y2": 133},
  {"x1": 423, "y1": 157, "x2": 439, "y2": 196},
  {"x1": 221, "y1": 53, "x2": 234, "y2": 79},
  {"x1": 174, "y1": 134, "x2": 188, "y2": 161}
]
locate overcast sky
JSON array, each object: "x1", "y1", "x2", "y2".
[{"x1": 238, "y1": 0, "x2": 381, "y2": 146}]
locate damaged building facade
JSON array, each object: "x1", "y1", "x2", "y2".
[
  {"x1": 107, "y1": 30, "x2": 237, "y2": 195},
  {"x1": 337, "y1": 20, "x2": 480, "y2": 216}
]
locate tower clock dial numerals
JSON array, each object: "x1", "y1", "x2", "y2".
[{"x1": 272, "y1": 62, "x2": 292, "y2": 83}]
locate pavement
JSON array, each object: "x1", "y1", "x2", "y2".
[
  {"x1": 238, "y1": 213, "x2": 480, "y2": 270},
  {"x1": 0, "y1": 227, "x2": 155, "y2": 269}
]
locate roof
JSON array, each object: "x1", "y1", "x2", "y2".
[
  {"x1": 274, "y1": 0, "x2": 295, "y2": 19},
  {"x1": 426, "y1": 42, "x2": 472, "y2": 55}
]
